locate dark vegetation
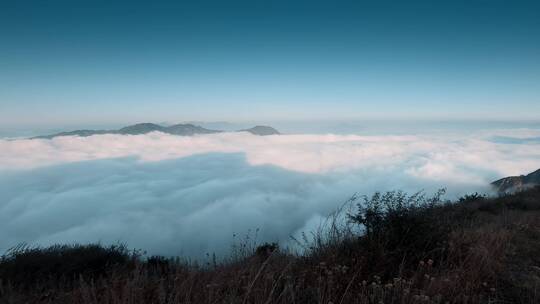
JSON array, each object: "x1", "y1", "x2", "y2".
[{"x1": 2, "y1": 187, "x2": 540, "y2": 303}]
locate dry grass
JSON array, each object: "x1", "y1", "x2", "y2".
[{"x1": 2, "y1": 187, "x2": 540, "y2": 304}]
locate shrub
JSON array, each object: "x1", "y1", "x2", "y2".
[
  {"x1": 459, "y1": 192, "x2": 487, "y2": 203},
  {"x1": 255, "y1": 242, "x2": 279, "y2": 258},
  {"x1": 348, "y1": 190, "x2": 449, "y2": 271}
]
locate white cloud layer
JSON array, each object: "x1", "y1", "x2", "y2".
[{"x1": 1, "y1": 130, "x2": 540, "y2": 257}]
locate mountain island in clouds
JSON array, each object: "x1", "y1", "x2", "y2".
[{"x1": 33, "y1": 123, "x2": 280, "y2": 139}]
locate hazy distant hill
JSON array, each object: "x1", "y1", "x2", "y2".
[
  {"x1": 117, "y1": 123, "x2": 221, "y2": 136},
  {"x1": 489, "y1": 136, "x2": 540, "y2": 144},
  {"x1": 492, "y1": 168, "x2": 540, "y2": 193},
  {"x1": 34, "y1": 129, "x2": 112, "y2": 139},
  {"x1": 116, "y1": 123, "x2": 169, "y2": 135},
  {"x1": 33, "y1": 123, "x2": 279, "y2": 139},
  {"x1": 239, "y1": 126, "x2": 280, "y2": 136}
]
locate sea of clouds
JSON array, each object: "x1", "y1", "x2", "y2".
[{"x1": 1, "y1": 129, "x2": 540, "y2": 257}]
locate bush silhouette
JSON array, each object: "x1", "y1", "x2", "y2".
[{"x1": 0, "y1": 243, "x2": 133, "y2": 289}]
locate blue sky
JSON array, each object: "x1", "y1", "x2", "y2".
[{"x1": 1, "y1": 0, "x2": 539, "y2": 127}]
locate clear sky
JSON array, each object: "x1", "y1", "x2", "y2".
[{"x1": 1, "y1": 0, "x2": 539, "y2": 127}]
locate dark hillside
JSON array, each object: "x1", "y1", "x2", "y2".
[{"x1": 492, "y1": 169, "x2": 540, "y2": 194}]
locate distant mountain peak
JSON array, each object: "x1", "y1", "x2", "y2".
[
  {"x1": 240, "y1": 126, "x2": 280, "y2": 136},
  {"x1": 491, "y1": 169, "x2": 540, "y2": 194},
  {"x1": 166, "y1": 124, "x2": 221, "y2": 136},
  {"x1": 118, "y1": 123, "x2": 165, "y2": 135}
]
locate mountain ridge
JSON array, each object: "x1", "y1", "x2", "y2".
[
  {"x1": 491, "y1": 168, "x2": 540, "y2": 193},
  {"x1": 32, "y1": 123, "x2": 279, "y2": 139}
]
